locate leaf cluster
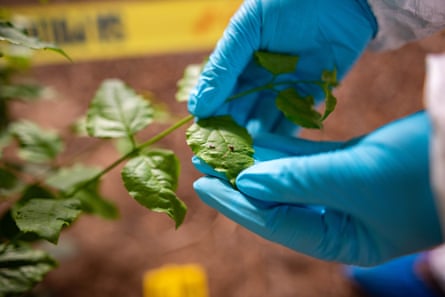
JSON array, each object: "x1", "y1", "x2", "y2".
[
  {"x1": 253, "y1": 51, "x2": 338, "y2": 129},
  {"x1": 87, "y1": 79, "x2": 187, "y2": 228},
  {"x1": 0, "y1": 17, "x2": 71, "y2": 296},
  {"x1": 186, "y1": 51, "x2": 339, "y2": 185}
]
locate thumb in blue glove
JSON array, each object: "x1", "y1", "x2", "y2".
[
  {"x1": 193, "y1": 112, "x2": 442, "y2": 266},
  {"x1": 188, "y1": 0, "x2": 377, "y2": 136}
]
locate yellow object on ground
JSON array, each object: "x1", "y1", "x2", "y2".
[
  {"x1": 143, "y1": 263, "x2": 209, "y2": 297},
  {"x1": 3, "y1": 0, "x2": 241, "y2": 65}
]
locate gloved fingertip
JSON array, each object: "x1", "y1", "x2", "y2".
[
  {"x1": 236, "y1": 164, "x2": 273, "y2": 197},
  {"x1": 193, "y1": 177, "x2": 236, "y2": 209},
  {"x1": 193, "y1": 178, "x2": 215, "y2": 202},
  {"x1": 187, "y1": 95, "x2": 198, "y2": 115},
  {"x1": 190, "y1": 155, "x2": 200, "y2": 165},
  {"x1": 186, "y1": 76, "x2": 230, "y2": 119},
  {"x1": 187, "y1": 91, "x2": 211, "y2": 118},
  {"x1": 192, "y1": 177, "x2": 206, "y2": 194},
  {"x1": 191, "y1": 156, "x2": 229, "y2": 180}
]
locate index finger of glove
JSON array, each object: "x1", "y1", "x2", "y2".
[
  {"x1": 236, "y1": 149, "x2": 364, "y2": 214},
  {"x1": 187, "y1": 0, "x2": 261, "y2": 118}
]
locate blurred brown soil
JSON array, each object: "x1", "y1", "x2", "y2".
[{"x1": 7, "y1": 22, "x2": 445, "y2": 297}]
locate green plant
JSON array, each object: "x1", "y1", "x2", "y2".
[
  {"x1": 0, "y1": 19, "x2": 75, "y2": 297},
  {"x1": 0, "y1": 17, "x2": 339, "y2": 296}
]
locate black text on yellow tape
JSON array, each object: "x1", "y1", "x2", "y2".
[{"x1": 4, "y1": 0, "x2": 241, "y2": 64}]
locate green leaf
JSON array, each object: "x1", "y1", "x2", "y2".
[
  {"x1": 0, "y1": 244, "x2": 56, "y2": 296},
  {"x1": 0, "y1": 21, "x2": 70, "y2": 61},
  {"x1": 276, "y1": 88, "x2": 323, "y2": 129},
  {"x1": 0, "y1": 103, "x2": 7, "y2": 132},
  {"x1": 71, "y1": 116, "x2": 88, "y2": 136},
  {"x1": 45, "y1": 164, "x2": 101, "y2": 193},
  {"x1": 12, "y1": 198, "x2": 82, "y2": 244},
  {"x1": 45, "y1": 164, "x2": 117, "y2": 218},
  {"x1": 20, "y1": 184, "x2": 54, "y2": 202},
  {"x1": 175, "y1": 61, "x2": 206, "y2": 102},
  {"x1": 0, "y1": 211, "x2": 22, "y2": 241},
  {"x1": 9, "y1": 121, "x2": 63, "y2": 163},
  {"x1": 0, "y1": 84, "x2": 44, "y2": 101},
  {"x1": 321, "y1": 69, "x2": 338, "y2": 86},
  {"x1": 254, "y1": 51, "x2": 299, "y2": 75},
  {"x1": 320, "y1": 69, "x2": 338, "y2": 121},
  {"x1": 0, "y1": 168, "x2": 23, "y2": 198},
  {"x1": 87, "y1": 79, "x2": 154, "y2": 139},
  {"x1": 2, "y1": 53, "x2": 32, "y2": 70},
  {"x1": 74, "y1": 181, "x2": 119, "y2": 220},
  {"x1": 1, "y1": 187, "x2": 54, "y2": 242},
  {"x1": 0, "y1": 131, "x2": 11, "y2": 150},
  {"x1": 321, "y1": 89, "x2": 337, "y2": 121},
  {"x1": 186, "y1": 115, "x2": 254, "y2": 186},
  {"x1": 122, "y1": 149, "x2": 186, "y2": 228}
]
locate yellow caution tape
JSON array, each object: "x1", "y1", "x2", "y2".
[
  {"x1": 143, "y1": 263, "x2": 209, "y2": 297},
  {"x1": 3, "y1": 0, "x2": 242, "y2": 64}
]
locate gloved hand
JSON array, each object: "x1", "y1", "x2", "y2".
[
  {"x1": 193, "y1": 112, "x2": 443, "y2": 266},
  {"x1": 188, "y1": 0, "x2": 377, "y2": 136}
]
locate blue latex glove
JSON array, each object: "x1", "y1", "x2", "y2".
[
  {"x1": 193, "y1": 112, "x2": 443, "y2": 266},
  {"x1": 188, "y1": 0, "x2": 377, "y2": 136}
]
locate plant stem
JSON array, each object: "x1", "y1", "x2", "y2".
[
  {"x1": 69, "y1": 77, "x2": 332, "y2": 198},
  {"x1": 226, "y1": 79, "x2": 325, "y2": 102},
  {"x1": 138, "y1": 114, "x2": 194, "y2": 150},
  {"x1": 226, "y1": 84, "x2": 273, "y2": 102},
  {"x1": 128, "y1": 134, "x2": 137, "y2": 150},
  {"x1": 68, "y1": 114, "x2": 194, "y2": 197},
  {"x1": 272, "y1": 79, "x2": 325, "y2": 88}
]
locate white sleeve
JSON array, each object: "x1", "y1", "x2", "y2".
[
  {"x1": 366, "y1": 0, "x2": 445, "y2": 51},
  {"x1": 425, "y1": 53, "x2": 445, "y2": 238}
]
